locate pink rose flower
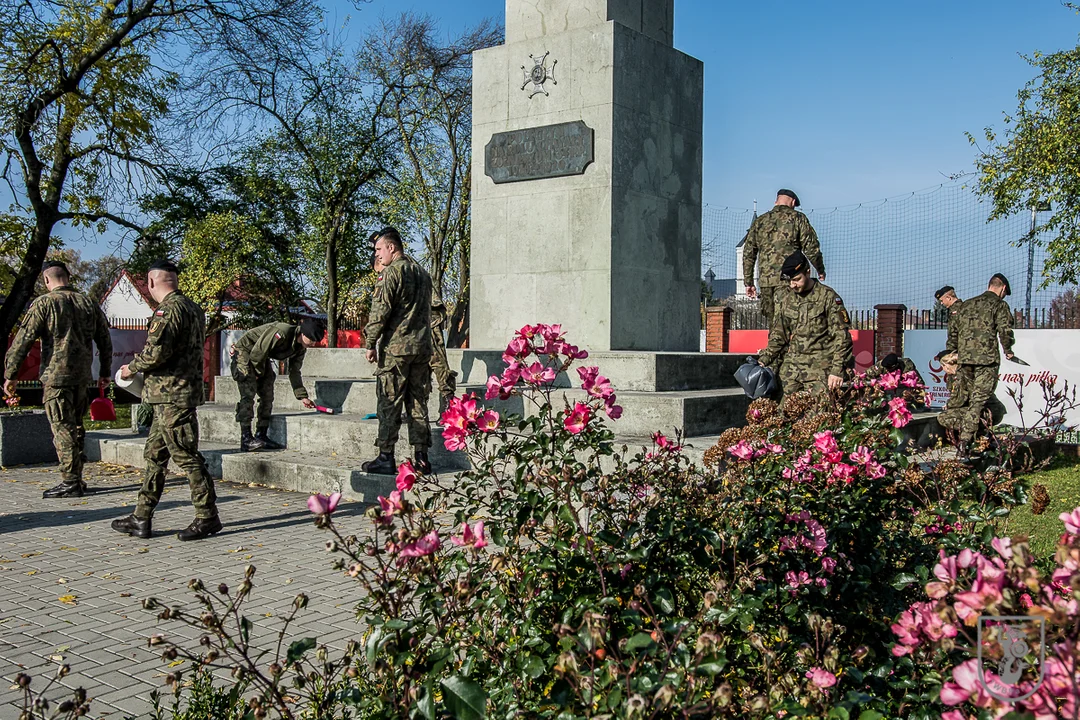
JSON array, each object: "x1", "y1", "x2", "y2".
[
  {"x1": 522, "y1": 361, "x2": 557, "y2": 386},
  {"x1": 1059, "y1": 507, "x2": 1080, "y2": 535},
  {"x1": 451, "y1": 521, "x2": 488, "y2": 549},
  {"x1": 378, "y1": 490, "x2": 405, "y2": 517},
  {"x1": 813, "y1": 431, "x2": 838, "y2": 455},
  {"x1": 940, "y1": 658, "x2": 993, "y2": 707},
  {"x1": 728, "y1": 440, "x2": 756, "y2": 461},
  {"x1": 478, "y1": 410, "x2": 500, "y2": 433},
  {"x1": 503, "y1": 336, "x2": 530, "y2": 364},
  {"x1": 990, "y1": 536, "x2": 1013, "y2": 559},
  {"x1": 831, "y1": 463, "x2": 857, "y2": 484},
  {"x1": 605, "y1": 403, "x2": 623, "y2": 420},
  {"x1": 900, "y1": 370, "x2": 922, "y2": 388},
  {"x1": 307, "y1": 492, "x2": 341, "y2": 516},
  {"x1": 765, "y1": 443, "x2": 784, "y2": 454},
  {"x1": 864, "y1": 461, "x2": 886, "y2": 479},
  {"x1": 442, "y1": 426, "x2": 468, "y2": 452},
  {"x1": 877, "y1": 370, "x2": 901, "y2": 390},
  {"x1": 849, "y1": 446, "x2": 872, "y2": 465},
  {"x1": 396, "y1": 460, "x2": 417, "y2": 491},
  {"x1": 565, "y1": 402, "x2": 591, "y2": 434},
  {"x1": 398, "y1": 531, "x2": 441, "y2": 559},
  {"x1": 821, "y1": 556, "x2": 837, "y2": 574},
  {"x1": 887, "y1": 397, "x2": 912, "y2": 428},
  {"x1": 805, "y1": 667, "x2": 837, "y2": 689}
]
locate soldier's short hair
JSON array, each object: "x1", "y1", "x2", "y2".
[
  {"x1": 148, "y1": 259, "x2": 180, "y2": 274},
  {"x1": 375, "y1": 227, "x2": 404, "y2": 253},
  {"x1": 42, "y1": 260, "x2": 70, "y2": 278}
]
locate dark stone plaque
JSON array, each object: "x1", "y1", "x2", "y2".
[{"x1": 484, "y1": 121, "x2": 594, "y2": 184}]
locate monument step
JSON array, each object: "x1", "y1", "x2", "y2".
[
  {"x1": 220, "y1": 451, "x2": 411, "y2": 504},
  {"x1": 448, "y1": 349, "x2": 749, "y2": 392},
  {"x1": 195, "y1": 405, "x2": 470, "y2": 471},
  {"x1": 84, "y1": 429, "x2": 462, "y2": 491},
  {"x1": 213, "y1": 376, "x2": 457, "y2": 416}
]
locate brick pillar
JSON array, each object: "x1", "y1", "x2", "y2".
[
  {"x1": 874, "y1": 304, "x2": 906, "y2": 362},
  {"x1": 705, "y1": 306, "x2": 732, "y2": 353}
]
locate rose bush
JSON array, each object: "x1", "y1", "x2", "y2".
[{"x1": 145, "y1": 329, "x2": 1068, "y2": 719}]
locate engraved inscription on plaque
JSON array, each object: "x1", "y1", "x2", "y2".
[{"x1": 484, "y1": 121, "x2": 594, "y2": 184}]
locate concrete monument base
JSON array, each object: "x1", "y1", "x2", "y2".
[{"x1": 0, "y1": 411, "x2": 58, "y2": 466}]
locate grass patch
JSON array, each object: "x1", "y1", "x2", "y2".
[
  {"x1": 5, "y1": 403, "x2": 132, "y2": 431},
  {"x1": 84, "y1": 403, "x2": 132, "y2": 431},
  {"x1": 1002, "y1": 451, "x2": 1080, "y2": 561}
]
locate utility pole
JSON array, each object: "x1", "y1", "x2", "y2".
[{"x1": 1025, "y1": 200, "x2": 1051, "y2": 326}]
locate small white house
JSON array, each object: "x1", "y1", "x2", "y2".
[{"x1": 99, "y1": 270, "x2": 155, "y2": 319}]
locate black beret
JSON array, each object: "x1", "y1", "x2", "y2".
[
  {"x1": 934, "y1": 285, "x2": 955, "y2": 301},
  {"x1": 299, "y1": 316, "x2": 326, "y2": 343},
  {"x1": 991, "y1": 273, "x2": 1011, "y2": 296},
  {"x1": 42, "y1": 260, "x2": 69, "y2": 275},
  {"x1": 148, "y1": 259, "x2": 180, "y2": 274},
  {"x1": 777, "y1": 188, "x2": 800, "y2": 207},
  {"x1": 780, "y1": 251, "x2": 810, "y2": 280},
  {"x1": 880, "y1": 353, "x2": 901, "y2": 371}
]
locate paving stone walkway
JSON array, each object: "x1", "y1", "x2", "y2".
[{"x1": 0, "y1": 461, "x2": 372, "y2": 719}]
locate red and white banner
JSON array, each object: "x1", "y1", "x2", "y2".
[{"x1": 905, "y1": 329, "x2": 1080, "y2": 430}]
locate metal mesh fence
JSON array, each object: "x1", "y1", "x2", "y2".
[{"x1": 702, "y1": 181, "x2": 1070, "y2": 318}]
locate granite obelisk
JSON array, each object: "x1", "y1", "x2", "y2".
[{"x1": 469, "y1": 0, "x2": 703, "y2": 351}]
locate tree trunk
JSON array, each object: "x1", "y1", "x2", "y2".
[
  {"x1": 447, "y1": 284, "x2": 469, "y2": 348},
  {"x1": 0, "y1": 217, "x2": 56, "y2": 341},
  {"x1": 326, "y1": 232, "x2": 339, "y2": 349}
]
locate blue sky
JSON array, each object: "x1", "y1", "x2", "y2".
[
  {"x1": 326, "y1": 0, "x2": 1080, "y2": 210},
  {"x1": 49, "y1": 0, "x2": 1080, "y2": 262}
]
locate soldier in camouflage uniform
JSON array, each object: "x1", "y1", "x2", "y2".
[
  {"x1": 429, "y1": 291, "x2": 458, "y2": 411},
  {"x1": 111, "y1": 260, "x2": 222, "y2": 541},
  {"x1": 757, "y1": 252, "x2": 853, "y2": 398},
  {"x1": 363, "y1": 228, "x2": 433, "y2": 475},
  {"x1": 230, "y1": 318, "x2": 324, "y2": 451},
  {"x1": 742, "y1": 189, "x2": 826, "y2": 327},
  {"x1": 934, "y1": 286, "x2": 1007, "y2": 426},
  {"x1": 3, "y1": 261, "x2": 112, "y2": 498},
  {"x1": 937, "y1": 274, "x2": 1015, "y2": 455}
]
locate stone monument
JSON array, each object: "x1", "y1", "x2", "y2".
[{"x1": 470, "y1": 0, "x2": 703, "y2": 351}]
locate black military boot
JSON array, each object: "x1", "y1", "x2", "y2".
[
  {"x1": 111, "y1": 514, "x2": 152, "y2": 539},
  {"x1": 361, "y1": 452, "x2": 397, "y2": 475},
  {"x1": 413, "y1": 449, "x2": 432, "y2": 476},
  {"x1": 254, "y1": 428, "x2": 282, "y2": 450},
  {"x1": 240, "y1": 425, "x2": 265, "y2": 452},
  {"x1": 177, "y1": 516, "x2": 224, "y2": 541},
  {"x1": 42, "y1": 481, "x2": 84, "y2": 499}
]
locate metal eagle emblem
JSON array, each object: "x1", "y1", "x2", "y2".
[{"x1": 521, "y1": 51, "x2": 557, "y2": 98}]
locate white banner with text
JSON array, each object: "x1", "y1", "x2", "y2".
[{"x1": 904, "y1": 329, "x2": 1080, "y2": 432}]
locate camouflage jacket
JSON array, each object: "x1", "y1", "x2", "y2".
[
  {"x1": 128, "y1": 291, "x2": 205, "y2": 407},
  {"x1": 234, "y1": 322, "x2": 308, "y2": 400},
  {"x1": 944, "y1": 299, "x2": 963, "y2": 355},
  {"x1": 365, "y1": 256, "x2": 432, "y2": 357},
  {"x1": 4, "y1": 286, "x2": 112, "y2": 386},
  {"x1": 375, "y1": 275, "x2": 445, "y2": 330},
  {"x1": 945, "y1": 291, "x2": 1014, "y2": 365},
  {"x1": 758, "y1": 281, "x2": 853, "y2": 377},
  {"x1": 741, "y1": 205, "x2": 825, "y2": 288}
]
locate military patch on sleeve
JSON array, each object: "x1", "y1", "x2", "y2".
[
  {"x1": 274, "y1": 333, "x2": 282, "y2": 340},
  {"x1": 835, "y1": 296, "x2": 850, "y2": 324},
  {"x1": 150, "y1": 319, "x2": 164, "y2": 334},
  {"x1": 155, "y1": 309, "x2": 164, "y2": 316}
]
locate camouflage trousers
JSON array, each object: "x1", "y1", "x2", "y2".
[
  {"x1": 232, "y1": 356, "x2": 275, "y2": 429},
  {"x1": 759, "y1": 285, "x2": 780, "y2": 328},
  {"x1": 43, "y1": 384, "x2": 89, "y2": 486},
  {"x1": 939, "y1": 364, "x2": 1000, "y2": 442},
  {"x1": 776, "y1": 357, "x2": 846, "y2": 399},
  {"x1": 136, "y1": 404, "x2": 218, "y2": 520},
  {"x1": 945, "y1": 369, "x2": 1006, "y2": 426},
  {"x1": 430, "y1": 325, "x2": 457, "y2": 398},
  {"x1": 376, "y1": 353, "x2": 432, "y2": 453}
]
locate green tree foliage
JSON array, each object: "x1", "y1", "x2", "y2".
[
  {"x1": 0, "y1": 0, "x2": 318, "y2": 340},
  {"x1": 968, "y1": 6, "x2": 1080, "y2": 287},
  {"x1": 139, "y1": 162, "x2": 307, "y2": 332},
  {"x1": 191, "y1": 17, "x2": 390, "y2": 347}
]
